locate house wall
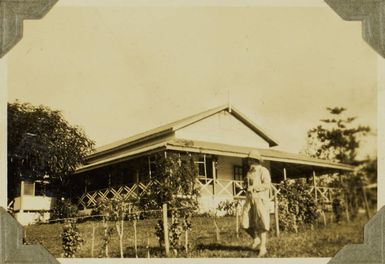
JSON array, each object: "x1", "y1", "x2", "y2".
[
  {"x1": 13, "y1": 196, "x2": 55, "y2": 225},
  {"x1": 14, "y1": 196, "x2": 55, "y2": 212},
  {"x1": 216, "y1": 155, "x2": 242, "y2": 181},
  {"x1": 197, "y1": 156, "x2": 271, "y2": 213},
  {"x1": 14, "y1": 212, "x2": 51, "y2": 226},
  {"x1": 175, "y1": 110, "x2": 270, "y2": 148},
  {"x1": 215, "y1": 155, "x2": 271, "y2": 181}
]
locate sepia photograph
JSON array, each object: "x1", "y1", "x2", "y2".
[{"x1": 1, "y1": 0, "x2": 382, "y2": 261}]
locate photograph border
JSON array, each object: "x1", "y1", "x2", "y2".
[{"x1": 1, "y1": 1, "x2": 384, "y2": 263}]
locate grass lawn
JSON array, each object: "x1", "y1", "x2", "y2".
[{"x1": 24, "y1": 213, "x2": 367, "y2": 258}]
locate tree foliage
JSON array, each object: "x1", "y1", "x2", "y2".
[
  {"x1": 139, "y1": 151, "x2": 199, "y2": 255},
  {"x1": 139, "y1": 151, "x2": 199, "y2": 210},
  {"x1": 8, "y1": 101, "x2": 94, "y2": 199},
  {"x1": 304, "y1": 107, "x2": 370, "y2": 164},
  {"x1": 51, "y1": 198, "x2": 79, "y2": 221},
  {"x1": 303, "y1": 107, "x2": 375, "y2": 219}
]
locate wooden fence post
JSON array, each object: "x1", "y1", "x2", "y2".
[
  {"x1": 185, "y1": 230, "x2": 189, "y2": 254},
  {"x1": 313, "y1": 170, "x2": 317, "y2": 203},
  {"x1": 340, "y1": 174, "x2": 350, "y2": 223},
  {"x1": 274, "y1": 190, "x2": 280, "y2": 237},
  {"x1": 213, "y1": 211, "x2": 221, "y2": 242},
  {"x1": 134, "y1": 219, "x2": 138, "y2": 258},
  {"x1": 321, "y1": 210, "x2": 327, "y2": 226},
  {"x1": 345, "y1": 193, "x2": 350, "y2": 223},
  {"x1": 162, "y1": 203, "x2": 170, "y2": 256},
  {"x1": 91, "y1": 222, "x2": 95, "y2": 257},
  {"x1": 362, "y1": 185, "x2": 371, "y2": 219},
  {"x1": 235, "y1": 204, "x2": 239, "y2": 238},
  {"x1": 147, "y1": 235, "x2": 151, "y2": 258}
]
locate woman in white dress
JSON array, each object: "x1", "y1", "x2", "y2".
[{"x1": 242, "y1": 150, "x2": 271, "y2": 257}]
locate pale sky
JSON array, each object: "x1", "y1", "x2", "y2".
[{"x1": 7, "y1": 5, "x2": 378, "y2": 158}]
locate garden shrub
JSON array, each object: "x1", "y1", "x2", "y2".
[
  {"x1": 278, "y1": 180, "x2": 320, "y2": 232},
  {"x1": 139, "y1": 151, "x2": 199, "y2": 255},
  {"x1": 217, "y1": 200, "x2": 241, "y2": 216},
  {"x1": 61, "y1": 219, "x2": 83, "y2": 257},
  {"x1": 51, "y1": 198, "x2": 78, "y2": 220},
  {"x1": 155, "y1": 209, "x2": 192, "y2": 255},
  {"x1": 93, "y1": 197, "x2": 140, "y2": 258},
  {"x1": 98, "y1": 221, "x2": 114, "y2": 258},
  {"x1": 332, "y1": 197, "x2": 343, "y2": 223}
]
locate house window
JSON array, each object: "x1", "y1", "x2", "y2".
[
  {"x1": 234, "y1": 165, "x2": 245, "y2": 196},
  {"x1": 35, "y1": 181, "x2": 45, "y2": 196},
  {"x1": 195, "y1": 155, "x2": 214, "y2": 181},
  {"x1": 233, "y1": 165, "x2": 244, "y2": 181},
  {"x1": 148, "y1": 155, "x2": 157, "y2": 179},
  {"x1": 196, "y1": 156, "x2": 206, "y2": 178},
  {"x1": 23, "y1": 182, "x2": 35, "y2": 196}
]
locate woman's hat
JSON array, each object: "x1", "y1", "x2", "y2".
[{"x1": 248, "y1": 150, "x2": 263, "y2": 161}]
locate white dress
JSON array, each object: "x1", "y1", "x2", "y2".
[{"x1": 242, "y1": 165, "x2": 271, "y2": 234}]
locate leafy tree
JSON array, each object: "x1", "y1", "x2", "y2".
[
  {"x1": 354, "y1": 156, "x2": 377, "y2": 208},
  {"x1": 303, "y1": 107, "x2": 374, "y2": 219},
  {"x1": 139, "y1": 151, "x2": 199, "y2": 255},
  {"x1": 140, "y1": 151, "x2": 199, "y2": 211},
  {"x1": 7, "y1": 101, "x2": 94, "y2": 200},
  {"x1": 304, "y1": 107, "x2": 370, "y2": 164}
]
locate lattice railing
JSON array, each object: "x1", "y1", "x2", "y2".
[
  {"x1": 195, "y1": 178, "x2": 244, "y2": 198},
  {"x1": 307, "y1": 186, "x2": 340, "y2": 204},
  {"x1": 195, "y1": 178, "x2": 283, "y2": 199},
  {"x1": 78, "y1": 178, "x2": 296, "y2": 211},
  {"x1": 77, "y1": 180, "x2": 160, "y2": 210}
]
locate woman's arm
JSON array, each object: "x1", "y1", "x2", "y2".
[
  {"x1": 244, "y1": 172, "x2": 253, "y2": 192},
  {"x1": 253, "y1": 168, "x2": 271, "y2": 192}
]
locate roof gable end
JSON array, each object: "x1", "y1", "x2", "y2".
[{"x1": 88, "y1": 104, "x2": 278, "y2": 160}]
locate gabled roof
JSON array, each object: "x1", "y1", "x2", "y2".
[{"x1": 88, "y1": 104, "x2": 279, "y2": 160}]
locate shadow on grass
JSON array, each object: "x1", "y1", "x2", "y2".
[
  {"x1": 124, "y1": 246, "x2": 165, "y2": 258},
  {"x1": 196, "y1": 243, "x2": 252, "y2": 252}
]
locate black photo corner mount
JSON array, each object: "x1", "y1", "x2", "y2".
[
  {"x1": 327, "y1": 206, "x2": 385, "y2": 264},
  {"x1": 0, "y1": 207, "x2": 60, "y2": 264},
  {"x1": 325, "y1": 0, "x2": 385, "y2": 58},
  {"x1": 0, "y1": 0, "x2": 383, "y2": 263},
  {"x1": 0, "y1": 0, "x2": 58, "y2": 58}
]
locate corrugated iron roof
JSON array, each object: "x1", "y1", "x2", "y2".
[
  {"x1": 76, "y1": 138, "x2": 354, "y2": 174},
  {"x1": 166, "y1": 139, "x2": 354, "y2": 171}
]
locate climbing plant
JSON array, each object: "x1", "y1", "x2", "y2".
[
  {"x1": 61, "y1": 219, "x2": 83, "y2": 258},
  {"x1": 140, "y1": 151, "x2": 199, "y2": 255},
  {"x1": 93, "y1": 197, "x2": 140, "y2": 258},
  {"x1": 278, "y1": 180, "x2": 320, "y2": 232}
]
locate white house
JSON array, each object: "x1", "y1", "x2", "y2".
[{"x1": 71, "y1": 104, "x2": 353, "y2": 213}]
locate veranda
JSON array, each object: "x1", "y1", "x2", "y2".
[{"x1": 73, "y1": 151, "x2": 348, "y2": 215}]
